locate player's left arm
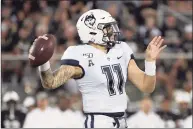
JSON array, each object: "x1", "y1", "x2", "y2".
[{"x1": 128, "y1": 36, "x2": 166, "y2": 93}]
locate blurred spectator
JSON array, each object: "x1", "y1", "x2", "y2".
[
  {"x1": 175, "y1": 91, "x2": 192, "y2": 118},
  {"x1": 168, "y1": 1, "x2": 192, "y2": 13},
  {"x1": 54, "y1": 91, "x2": 73, "y2": 127},
  {"x1": 23, "y1": 92, "x2": 57, "y2": 128},
  {"x1": 123, "y1": 27, "x2": 138, "y2": 53},
  {"x1": 134, "y1": 0, "x2": 158, "y2": 25},
  {"x1": 23, "y1": 0, "x2": 32, "y2": 15},
  {"x1": 156, "y1": 98, "x2": 178, "y2": 128},
  {"x1": 63, "y1": 22, "x2": 78, "y2": 48},
  {"x1": 56, "y1": 21, "x2": 79, "y2": 53},
  {"x1": 58, "y1": 1, "x2": 70, "y2": 10},
  {"x1": 123, "y1": 1, "x2": 138, "y2": 15},
  {"x1": 70, "y1": 93, "x2": 85, "y2": 128},
  {"x1": 174, "y1": 90, "x2": 192, "y2": 128},
  {"x1": 161, "y1": 14, "x2": 182, "y2": 52},
  {"x1": 16, "y1": 10, "x2": 25, "y2": 29},
  {"x1": 2, "y1": 6, "x2": 12, "y2": 20},
  {"x1": 70, "y1": 92, "x2": 83, "y2": 111},
  {"x1": 16, "y1": 26, "x2": 31, "y2": 54},
  {"x1": 70, "y1": 0, "x2": 89, "y2": 22},
  {"x1": 125, "y1": 15, "x2": 137, "y2": 32},
  {"x1": 35, "y1": 24, "x2": 48, "y2": 37},
  {"x1": 127, "y1": 96, "x2": 164, "y2": 128},
  {"x1": 169, "y1": 58, "x2": 190, "y2": 89},
  {"x1": 183, "y1": 81, "x2": 192, "y2": 96},
  {"x1": 23, "y1": 96, "x2": 36, "y2": 112},
  {"x1": 106, "y1": 3, "x2": 122, "y2": 27},
  {"x1": 1, "y1": 91, "x2": 26, "y2": 128},
  {"x1": 54, "y1": 91, "x2": 84, "y2": 128},
  {"x1": 137, "y1": 16, "x2": 161, "y2": 49},
  {"x1": 57, "y1": 91, "x2": 71, "y2": 111},
  {"x1": 180, "y1": 24, "x2": 192, "y2": 52},
  {"x1": 38, "y1": 0, "x2": 53, "y2": 14},
  {"x1": 1, "y1": 19, "x2": 18, "y2": 52}
]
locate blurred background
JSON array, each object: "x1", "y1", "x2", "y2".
[{"x1": 1, "y1": 0, "x2": 192, "y2": 128}]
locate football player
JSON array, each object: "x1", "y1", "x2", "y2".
[{"x1": 36, "y1": 9, "x2": 166, "y2": 128}]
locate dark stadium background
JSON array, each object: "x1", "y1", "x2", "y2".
[{"x1": 1, "y1": 0, "x2": 192, "y2": 128}]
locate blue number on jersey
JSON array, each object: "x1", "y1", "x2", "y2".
[{"x1": 101, "y1": 63, "x2": 124, "y2": 96}]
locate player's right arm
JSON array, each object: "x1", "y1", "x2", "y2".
[
  {"x1": 39, "y1": 65, "x2": 82, "y2": 89},
  {"x1": 39, "y1": 46, "x2": 84, "y2": 89}
]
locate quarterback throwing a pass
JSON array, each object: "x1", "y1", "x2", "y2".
[{"x1": 36, "y1": 9, "x2": 166, "y2": 128}]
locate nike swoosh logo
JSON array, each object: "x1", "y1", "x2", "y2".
[{"x1": 117, "y1": 56, "x2": 122, "y2": 59}]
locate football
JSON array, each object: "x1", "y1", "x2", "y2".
[{"x1": 28, "y1": 34, "x2": 56, "y2": 67}]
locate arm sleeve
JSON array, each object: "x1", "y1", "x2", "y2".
[
  {"x1": 121, "y1": 42, "x2": 135, "y2": 66},
  {"x1": 60, "y1": 46, "x2": 85, "y2": 79}
]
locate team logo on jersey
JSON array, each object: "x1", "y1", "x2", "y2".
[
  {"x1": 117, "y1": 56, "x2": 122, "y2": 59},
  {"x1": 84, "y1": 13, "x2": 96, "y2": 29}
]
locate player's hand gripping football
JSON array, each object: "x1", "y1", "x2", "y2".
[
  {"x1": 28, "y1": 34, "x2": 56, "y2": 67},
  {"x1": 145, "y1": 36, "x2": 166, "y2": 61}
]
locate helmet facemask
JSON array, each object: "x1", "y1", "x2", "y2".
[{"x1": 98, "y1": 22, "x2": 120, "y2": 48}]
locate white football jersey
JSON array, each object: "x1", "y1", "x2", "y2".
[{"x1": 61, "y1": 42, "x2": 134, "y2": 113}]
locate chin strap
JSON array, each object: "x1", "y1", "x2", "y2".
[
  {"x1": 106, "y1": 41, "x2": 116, "y2": 49},
  {"x1": 89, "y1": 41, "x2": 115, "y2": 50}
]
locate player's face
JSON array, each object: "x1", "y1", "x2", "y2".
[
  {"x1": 98, "y1": 22, "x2": 120, "y2": 48},
  {"x1": 103, "y1": 24, "x2": 113, "y2": 37},
  {"x1": 102, "y1": 23, "x2": 118, "y2": 42}
]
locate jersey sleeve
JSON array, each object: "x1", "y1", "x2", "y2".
[
  {"x1": 121, "y1": 42, "x2": 135, "y2": 66},
  {"x1": 61, "y1": 46, "x2": 78, "y2": 60},
  {"x1": 60, "y1": 46, "x2": 85, "y2": 79}
]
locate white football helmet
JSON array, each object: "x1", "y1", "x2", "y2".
[{"x1": 76, "y1": 9, "x2": 120, "y2": 48}]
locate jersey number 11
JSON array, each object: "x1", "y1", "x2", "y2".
[{"x1": 101, "y1": 63, "x2": 124, "y2": 96}]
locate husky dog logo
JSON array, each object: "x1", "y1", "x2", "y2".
[{"x1": 84, "y1": 13, "x2": 96, "y2": 29}]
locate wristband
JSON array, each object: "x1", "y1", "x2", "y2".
[
  {"x1": 38, "y1": 61, "x2": 50, "y2": 71},
  {"x1": 145, "y1": 60, "x2": 156, "y2": 76}
]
